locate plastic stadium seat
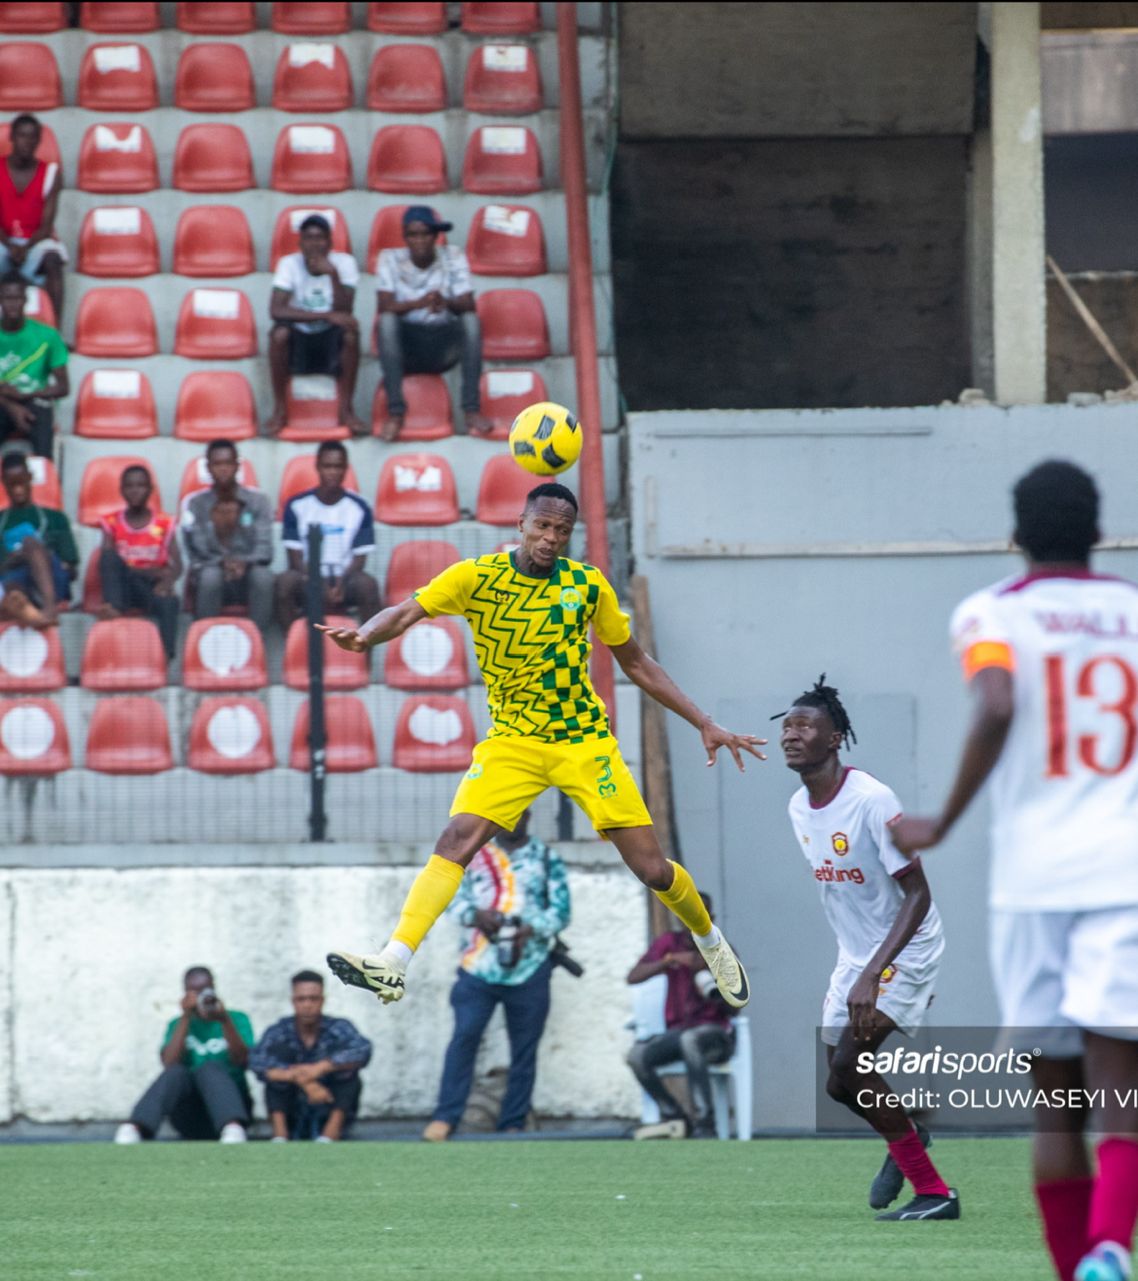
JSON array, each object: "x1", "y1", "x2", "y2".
[
  {"x1": 0, "y1": 3, "x2": 64, "y2": 32},
  {"x1": 174, "y1": 43, "x2": 255, "y2": 112},
  {"x1": 78, "y1": 456, "x2": 161, "y2": 527},
  {"x1": 464, "y1": 44, "x2": 541, "y2": 115},
  {"x1": 177, "y1": 454, "x2": 258, "y2": 510},
  {"x1": 366, "y1": 205, "x2": 445, "y2": 267},
  {"x1": 476, "y1": 453, "x2": 540, "y2": 524},
  {"x1": 173, "y1": 206, "x2": 254, "y2": 277},
  {"x1": 290, "y1": 696, "x2": 377, "y2": 772},
  {"x1": 85, "y1": 696, "x2": 172, "y2": 774},
  {"x1": 0, "y1": 622, "x2": 65, "y2": 691},
  {"x1": 271, "y1": 123, "x2": 352, "y2": 193},
  {"x1": 183, "y1": 619, "x2": 267, "y2": 691},
  {"x1": 284, "y1": 615, "x2": 369, "y2": 691},
  {"x1": 367, "y1": 125, "x2": 447, "y2": 194},
  {"x1": 367, "y1": 2, "x2": 445, "y2": 33},
  {"x1": 461, "y1": 2, "x2": 539, "y2": 34},
  {"x1": 77, "y1": 205, "x2": 159, "y2": 277},
  {"x1": 80, "y1": 618, "x2": 165, "y2": 691},
  {"x1": 23, "y1": 285, "x2": 56, "y2": 329},
  {"x1": 392, "y1": 694, "x2": 475, "y2": 772},
  {"x1": 366, "y1": 45, "x2": 446, "y2": 113},
  {"x1": 277, "y1": 376, "x2": 350, "y2": 443},
  {"x1": 375, "y1": 453, "x2": 459, "y2": 526},
  {"x1": 479, "y1": 369, "x2": 548, "y2": 440},
  {"x1": 80, "y1": 2, "x2": 158, "y2": 31},
  {"x1": 466, "y1": 204, "x2": 547, "y2": 276},
  {"x1": 270, "y1": 205, "x2": 352, "y2": 268},
  {"x1": 0, "y1": 42, "x2": 61, "y2": 110},
  {"x1": 74, "y1": 369, "x2": 157, "y2": 439},
  {"x1": 272, "y1": 42, "x2": 353, "y2": 112},
  {"x1": 176, "y1": 2, "x2": 254, "y2": 33},
  {"x1": 77, "y1": 43, "x2": 158, "y2": 110},
  {"x1": 0, "y1": 699, "x2": 70, "y2": 774},
  {"x1": 174, "y1": 371, "x2": 257, "y2": 442},
  {"x1": 188, "y1": 697, "x2": 274, "y2": 774},
  {"x1": 272, "y1": 2, "x2": 350, "y2": 34},
  {"x1": 0, "y1": 120, "x2": 59, "y2": 168},
  {"x1": 384, "y1": 539, "x2": 459, "y2": 603},
  {"x1": 174, "y1": 288, "x2": 257, "y2": 359},
  {"x1": 77, "y1": 122, "x2": 158, "y2": 193},
  {"x1": 462, "y1": 125, "x2": 541, "y2": 195},
  {"x1": 0, "y1": 455, "x2": 59, "y2": 510},
  {"x1": 74, "y1": 288, "x2": 157, "y2": 358},
  {"x1": 371, "y1": 375, "x2": 452, "y2": 441},
  {"x1": 276, "y1": 453, "x2": 360, "y2": 518},
  {"x1": 174, "y1": 124, "x2": 254, "y2": 193},
  {"x1": 384, "y1": 619, "x2": 469, "y2": 691},
  {"x1": 477, "y1": 289, "x2": 550, "y2": 360}
]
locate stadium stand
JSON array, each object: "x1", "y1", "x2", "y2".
[
  {"x1": 391, "y1": 694, "x2": 476, "y2": 772},
  {"x1": 270, "y1": 122, "x2": 352, "y2": 192},
  {"x1": 0, "y1": 4, "x2": 66, "y2": 33},
  {"x1": 366, "y1": 203, "x2": 445, "y2": 264},
  {"x1": 272, "y1": 42, "x2": 354, "y2": 112},
  {"x1": 466, "y1": 204, "x2": 548, "y2": 275},
  {"x1": 476, "y1": 289, "x2": 551, "y2": 359},
  {"x1": 174, "y1": 43, "x2": 256, "y2": 112},
  {"x1": 464, "y1": 44, "x2": 543, "y2": 116},
  {"x1": 371, "y1": 375, "x2": 453, "y2": 441},
  {"x1": 462, "y1": 127, "x2": 543, "y2": 195},
  {"x1": 367, "y1": 125, "x2": 448, "y2": 194},
  {"x1": 175, "y1": 2, "x2": 254, "y2": 34},
  {"x1": 84, "y1": 695, "x2": 173, "y2": 774},
  {"x1": 79, "y1": 2, "x2": 159, "y2": 33},
  {"x1": 0, "y1": 41, "x2": 61, "y2": 110},
  {"x1": 480, "y1": 369, "x2": 549, "y2": 439},
  {"x1": 278, "y1": 377, "x2": 351, "y2": 442},
  {"x1": 77, "y1": 455, "x2": 162, "y2": 525},
  {"x1": 270, "y1": 204, "x2": 352, "y2": 267},
  {"x1": 0, "y1": 697, "x2": 71, "y2": 774},
  {"x1": 283, "y1": 615, "x2": 368, "y2": 690},
  {"x1": 461, "y1": 3, "x2": 540, "y2": 35},
  {"x1": 271, "y1": 2, "x2": 351, "y2": 35},
  {"x1": 384, "y1": 539, "x2": 460, "y2": 604},
  {"x1": 77, "y1": 123, "x2": 158, "y2": 193},
  {"x1": 384, "y1": 619, "x2": 470, "y2": 692},
  {"x1": 367, "y1": 2, "x2": 446, "y2": 34},
  {"x1": 188, "y1": 697, "x2": 275, "y2": 774},
  {"x1": 74, "y1": 287, "x2": 157, "y2": 357},
  {"x1": 476, "y1": 453, "x2": 540, "y2": 524},
  {"x1": 374, "y1": 453, "x2": 460, "y2": 526},
  {"x1": 173, "y1": 123, "x2": 255, "y2": 192},
  {"x1": 173, "y1": 288, "x2": 258, "y2": 359},
  {"x1": 276, "y1": 454, "x2": 362, "y2": 517}
]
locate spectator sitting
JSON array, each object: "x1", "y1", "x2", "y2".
[
  {"x1": 267, "y1": 214, "x2": 365, "y2": 437},
  {"x1": 98, "y1": 464, "x2": 181, "y2": 661},
  {"x1": 180, "y1": 439, "x2": 273, "y2": 634},
  {"x1": 114, "y1": 965, "x2": 253, "y2": 1145},
  {"x1": 0, "y1": 580, "x2": 50, "y2": 628},
  {"x1": 376, "y1": 205, "x2": 491, "y2": 442},
  {"x1": 0, "y1": 271, "x2": 68, "y2": 459},
  {"x1": 0, "y1": 449, "x2": 76, "y2": 624},
  {"x1": 626, "y1": 894, "x2": 735, "y2": 1139},
  {"x1": 275, "y1": 440, "x2": 380, "y2": 629},
  {"x1": 0, "y1": 115, "x2": 66, "y2": 322},
  {"x1": 250, "y1": 969, "x2": 372, "y2": 1142}
]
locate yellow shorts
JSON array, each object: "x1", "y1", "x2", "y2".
[{"x1": 450, "y1": 735, "x2": 653, "y2": 835}]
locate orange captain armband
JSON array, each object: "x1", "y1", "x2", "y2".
[{"x1": 961, "y1": 640, "x2": 1014, "y2": 680}]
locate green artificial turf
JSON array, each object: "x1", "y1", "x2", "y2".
[{"x1": 2, "y1": 1137, "x2": 1043, "y2": 1281}]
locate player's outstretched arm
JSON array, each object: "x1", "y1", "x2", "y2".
[
  {"x1": 316, "y1": 597, "x2": 428, "y2": 652},
  {"x1": 609, "y1": 637, "x2": 766, "y2": 771}
]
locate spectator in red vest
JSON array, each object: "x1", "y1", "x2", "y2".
[{"x1": 0, "y1": 115, "x2": 66, "y2": 323}]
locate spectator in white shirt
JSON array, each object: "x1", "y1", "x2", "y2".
[
  {"x1": 376, "y1": 206, "x2": 491, "y2": 443},
  {"x1": 267, "y1": 215, "x2": 365, "y2": 437}
]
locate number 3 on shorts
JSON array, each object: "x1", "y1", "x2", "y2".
[{"x1": 595, "y1": 755, "x2": 618, "y2": 798}]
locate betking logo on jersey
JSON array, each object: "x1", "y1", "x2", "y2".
[{"x1": 814, "y1": 858, "x2": 865, "y2": 885}]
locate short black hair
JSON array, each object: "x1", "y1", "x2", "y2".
[
  {"x1": 1013, "y1": 459, "x2": 1099, "y2": 564},
  {"x1": 184, "y1": 965, "x2": 213, "y2": 985},
  {"x1": 298, "y1": 214, "x2": 331, "y2": 236},
  {"x1": 778, "y1": 674, "x2": 857, "y2": 751},
  {"x1": 1, "y1": 449, "x2": 29, "y2": 473},
  {"x1": 9, "y1": 114, "x2": 41, "y2": 135},
  {"x1": 525, "y1": 482, "x2": 578, "y2": 512},
  {"x1": 206, "y1": 438, "x2": 238, "y2": 459},
  {"x1": 0, "y1": 270, "x2": 26, "y2": 291},
  {"x1": 121, "y1": 464, "x2": 151, "y2": 485},
  {"x1": 316, "y1": 440, "x2": 347, "y2": 462},
  {"x1": 291, "y1": 969, "x2": 324, "y2": 987}
]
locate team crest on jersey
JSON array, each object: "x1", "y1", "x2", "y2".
[
  {"x1": 559, "y1": 587, "x2": 582, "y2": 612},
  {"x1": 831, "y1": 832, "x2": 850, "y2": 856},
  {"x1": 465, "y1": 763, "x2": 483, "y2": 780}
]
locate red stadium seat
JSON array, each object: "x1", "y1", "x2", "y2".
[
  {"x1": 23, "y1": 284, "x2": 56, "y2": 329},
  {"x1": 174, "y1": 372, "x2": 257, "y2": 442},
  {"x1": 77, "y1": 205, "x2": 159, "y2": 277},
  {"x1": 80, "y1": 548, "x2": 104, "y2": 612},
  {"x1": 466, "y1": 204, "x2": 547, "y2": 276},
  {"x1": 77, "y1": 122, "x2": 158, "y2": 193},
  {"x1": 74, "y1": 369, "x2": 157, "y2": 439},
  {"x1": 463, "y1": 43, "x2": 541, "y2": 115},
  {"x1": 0, "y1": 41, "x2": 61, "y2": 110},
  {"x1": 476, "y1": 453, "x2": 538, "y2": 524},
  {"x1": 384, "y1": 619, "x2": 469, "y2": 691},
  {"x1": 375, "y1": 453, "x2": 460, "y2": 526},
  {"x1": 284, "y1": 615, "x2": 369, "y2": 691},
  {"x1": 366, "y1": 44, "x2": 446, "y2": 113},
  {"x1": 77, "y1": 42, "x2": 158, "y2": 110},
  {"x1": 188, "y1": 697, "x2": 274, "y2": 774},
  {"x1": 176, "y1": 2, "x2": 254, "y2": 33},
  {"x1": 272, "y1": 42, "x2": 353, "y2": 111},
  {"x1": 272, "y1": 1, "x2": 350, "y2": 34},
  {"x1": 0, "y1": 622, "x2": 65, "y2": 691},
  {"x1": 78, "y1": 456, "x2": 161, "y2": 527},
  {"x1": 0, "y1": 455, "x2": 59, "y2": 510},
  {"x1": 174, "y1": 288, "x2": 257, "y2": 359},
  {"x1": 462, "y1": 125, "x2": 541, "y2": 195},
  {"x1": 80, "y1": 618, "x2": 165, "y2": 691},
  {"x1": 0, "y1": 3, "x2": 64, "y2": 32},
  {"x1": 392, "y1": 694, "x2": 475, "y2": 772},
  {"x1": 462, "y1": 1, "x2": 538, "y2": 34},
  {"x1": 367, "y1": 2, "x2": 445, "y2": 33},
  {"x1": 74, "y1": 288, "x2": 157, "y2": 358},
  {"x1": 477, "y1": 289, "x2": 550, "y2": 360},
  {"x1": 85, "y1": 695, "x2": 173, "y2": 774},
  {"x1": 177, "y1": 454, "x2": 258, "y2": 510},
  {"x1": 270, "y1": 205, "x2": 352, "y2": 268},
  {"x1": 371, "y1": 375, "x2": 452, "y2": 441},
  {"x1": 277, "y1": 377, "x2": 350, "y2": 443},
  {"x1": 271, "y1": 123, "x2": 352, "y2": 193},
  {"x1": 366, "y1": 204, "x2": 445, "y2": 267},
  {"x1": 173, "y1": 124, "x2": 254, "y2": 193},
  {"x1": 80, "y1": 2, "x2": 158, "y2": 31},
  {"x1": 173, "y1": 206, "x2": 255, "y2": 277},
  {"x1": 0, "y1": 698, "x2": 70, "y2": 774},
  {"x1": 183, "y1": 618, "x2": 268, "y2": 691},
  {"x1": 367, "y1": 125, "x2": 447, "y2": 194},
  {"x1": 290, "y1": 696, "x2": 377, "y2": 771},
  {"x1": 384, "y1": 539, "x2": 459, "y2": 603},
  {"x1": 276, "y1": 453, "x2": 360, "y2": 519},
  {"x1": 479, "y1": 369, "x2": 548, "y2": 440},
  {"x1": 174, "y1": 42, "x2": 255, "y2": 112}
]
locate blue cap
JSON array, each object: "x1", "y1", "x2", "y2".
[{"x1": 402, "y1": 205, "x2": 452, "y2": 234}]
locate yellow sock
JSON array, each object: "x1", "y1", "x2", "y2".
[
  {"x1": 390, "y1": 854, "x2": 465, "y2": 952},
  {"x1": 653, "y1": 860, "x2": 713, "y2": 936}
]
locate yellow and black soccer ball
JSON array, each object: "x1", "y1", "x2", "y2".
[{"x1": 507, "y1": 401, "x2": 583, "y2": 476}]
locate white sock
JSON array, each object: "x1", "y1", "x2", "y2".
[
  {"x1": 693, "y1": 924, "x2": 721, "y2": 948},
  {"x1": 380, "y1": 940, "x2": 412, "y2": 967}
]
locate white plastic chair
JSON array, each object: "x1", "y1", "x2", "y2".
[{"x1": 628, "y1": 972, "x2": 753, "y2": 1140}]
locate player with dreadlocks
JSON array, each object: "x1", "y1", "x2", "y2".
[{"x1": 779, "y1": 676, "x2": 958, "y2": 1221}]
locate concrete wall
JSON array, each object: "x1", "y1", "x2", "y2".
[{"x1": 1046, "y1": 272, "x2": 1138, "y2": 399}]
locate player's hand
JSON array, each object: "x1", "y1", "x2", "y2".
[
  {"x1": 847, "y1": 972, "x2": 881, "y2": 1041},
  {"x1": 700, "y1": 721, "x2": 767, "y2": 771},
  {"x1": 474, "y1": 908, "x2": 503, "y2": 937},
  {"x1": 315, "y1": 624, "x2": 369, "y2": 652},
  {"x1": 890, "y1": 816, "x2": 943, "y2": 858},
  {"x1": 180, "y1": 992, "x2": 199, "y2": 1014},
  {"x1": 327, "y1": 311, "x2": 358, "y2": 331}
]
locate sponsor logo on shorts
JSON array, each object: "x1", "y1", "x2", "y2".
[
  {"x1": 594, "y1": 754, "x2": 617, "y2": 798},
  {"x1": 831, "y1": 832, "x2": 849, "y2": 856},
  {"x1": 814, "y1": 858, "x2": 864, "y2": 885}
]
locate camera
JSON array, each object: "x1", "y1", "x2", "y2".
[
  {"x1": 196, "y1": 987, "x2": 220, "y2": 1018},
  {"x1": 550, "y1": 938, "x2": 584, "y2": 979},
  {"x1": 494, "y1": 915, "x2": 522, "y2": 970}
]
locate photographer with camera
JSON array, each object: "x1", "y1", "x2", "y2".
[
  {"x1": 423, "y1": 810, "x2": 572, "y2": 1141},
  {"x1": 114, "y1": 965, "x2": 254, "y2": 1145}
]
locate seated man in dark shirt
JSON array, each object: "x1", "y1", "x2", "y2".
[
  {"x1": 0, "y1": 448, "x2": 76, "y2": 624},
  {"x1": 250, "y1": 969, "x2": 372, "y2": 1142}
]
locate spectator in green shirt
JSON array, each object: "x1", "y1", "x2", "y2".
[
  {"x1": 114, "y1": 965, "x2": 254, "y2": 1145},
  {"x1": 0, "y1": 272, "x2": 68, "y2": 459},
  {"x1": 0, "y1": 449, "x2": 76, "y2": 623}
]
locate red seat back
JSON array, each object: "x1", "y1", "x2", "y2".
[
  {"x1": 77, "y1": 205, "x2": 159, "y2": 277},
  {"x1": 367, "y1": 2, "x2": 445, "y2": 33},
  {"x1": 375, "y1": 453, "x2": 460, "y2": 526},
  {"x1": 174, "y1": 372, "x2": 257, "y2": 442},
  {"x1": 0, "y1": 697, "x2": 70, "y2": 774},
  {"x1": 371, "y1": 374, "x2": 452, "y2": 441},
  {"x1": 467, "y1": 204, "x2": 547, "y2": 276},
  {"x1": 463, "y1": 43, "x2": 541, "y2": 115},
  {"x1": 183, "y1": 618, "x2": 268, "y2": 691},
  {"x1": 476, "y1": 453, "x2": 540, "y2": 525},
  {"x1": 0, "y1": 41, "x2": 61, "y2": 109},
  {"x1": 479, "y1": 369, "x2": 548, "y2": 440},
  {"x1": 80, "y1": 617, "x2": 166, "y2": 691},
  {"x1": 366, "y1": 44, "x2": 446, "y2": 113},
  {"x1": 272, "y1": 41, "x2": 353, "y2": 111},
  {"x1": 174, "y1": 42, "x2": 255, "y2": 111},
  {"x1": 272, "y1": 1, "x2": 350, "y2": 33},
  {"x1": 173, "y1": 205, "x2": 255, "y2": 277},
  {"x1": 462, "y1": 125, "x2": 542, "y2": 195},
  {"x1": 174, "y1": 288, "x2": 257, "y2": 359},
  {"x1": 476, "y1": 289, "x2": 550, "y2": 360},
  {"x1": 0, "y1": 622, "x2": 65, "y2": 691},
  {"x1": 23, "y1": 284, "x2": 56, "y2": 329},
  {"x1": 77, "y1": 122, "x2": 158, "y2": 193},
  {"x1": 0, "y1": 3, "x2": 65, "y2": 32},
  {"x1": 77, "y1": 42, "x2": 157, "y2": 110},
  {"x1": 85, "y1": 695, "x2": 173, "y2": 774},
  {"x1": 290, "y1": 696, "x2": 378, "y2": 771},
  {"x1": 75, "y1": 369, "x2": 157, "y2": 439},
  {"x1": 368, "y1": 125, "x2": 447, "y2": 194},
  {"x1": 173, "y1": 123, "x2": 254, "y2": 192},
  {"x1": 74, "y1": 287, "x2": 157, "y2": 358},
  {"x1": 78, "y1": 456, "x2": 161, "y2": 527},
  {"x1": 270, "y1": 205, "x2": 352, "y2": 269},
  {"x1": 461, "y1": 1, "x2": 539, "y2": 34},
  {"x1": 283, "y1": 615, "x2": 369, "y2": 690},
  {"x1": 271, "y1": 123, "x2": 352, "y2": 193},
  {"x1": 384, "y1": 538, "x2": 460, "y2": 603},
  {"x1": 392, "y1": 694, "x2": 476, "y2": 772},
  {"x1": 176, "y1": 2, "x2": 254, "y2": 33},
  {"x1": 384, "y1": 619, "x2": 469, "y2": 691},
  {"x1": 80, "y1": 1, "x2": 158, "y2": 31},
  {"x1": 188, "y1": 697, "x2": 274, "y2": 774},
  {"x1": 276, "y1": 377, "x2": 350, "y2": 442}
]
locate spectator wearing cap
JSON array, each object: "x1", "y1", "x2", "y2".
[
  {"x1": 375, "y1": 206, "x2": 490, "y2": 442},
  {"x1": 0, "y1": 115, "x2": 67, "y2": 323},
  {"x1": 0, "y1": 270, "x2": 68, "y2": 459},
  {"x1": 267, "y1": 214, "x2": 365, "y2": 437}
]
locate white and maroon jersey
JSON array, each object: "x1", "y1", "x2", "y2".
[
  {"x1": 787, "y1": 768, "x2": 945, "y2": 970},
  {"x1": 951, "y1": 568, "x2": 1138, "y2": 911}
]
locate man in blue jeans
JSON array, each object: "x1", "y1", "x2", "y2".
[{"x1": 424, "y1": 810, "x2": 570, "y2": 1140}]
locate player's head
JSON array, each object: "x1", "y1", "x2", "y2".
[
  {"x1": 1012, "y1": 459, "x2": 1100, "y2": 566},
  {"x1": 291, "y1": 969, "x2": 325, "y2": 1023},
  {"x1": 517, "y1": 483, "x2": 578, "y2": 571},
  {"x1": 778, "y1": 675, "x2": 856, "y2": 774}
]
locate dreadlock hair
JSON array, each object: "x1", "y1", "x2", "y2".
[
  {"x1": 1013, "y1": 459, "x2": 1099, "y2": 565},
  {"x1": 773, "y1": 674, "x2": 857, "y2": 750}
]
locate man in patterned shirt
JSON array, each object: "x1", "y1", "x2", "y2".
[{"x1": 321, "y1": 482, "x2": 765, "y2": 1011}]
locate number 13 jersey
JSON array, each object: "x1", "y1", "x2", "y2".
[{"x1": 952, "y1": 568, "x2": 1138, "y2": 911}]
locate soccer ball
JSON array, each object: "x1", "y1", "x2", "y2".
[{"x1": 508, "y1": 401, "x2": 583, "y2": 476}]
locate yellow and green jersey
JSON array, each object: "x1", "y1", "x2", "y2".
[{"x1": 414, "y1": 552, "x2": 630, "y2": 743}]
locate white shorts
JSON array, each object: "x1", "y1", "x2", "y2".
[
  {"x1": 990, "y1": 907, "x2": 1138, "y2": 1056},
  {"x1": 820, "y1": 953, "x2": 940, "y2": 1047},
  {"x1": 0, "y1": 238, "x2": 68, "y2": 281}
]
